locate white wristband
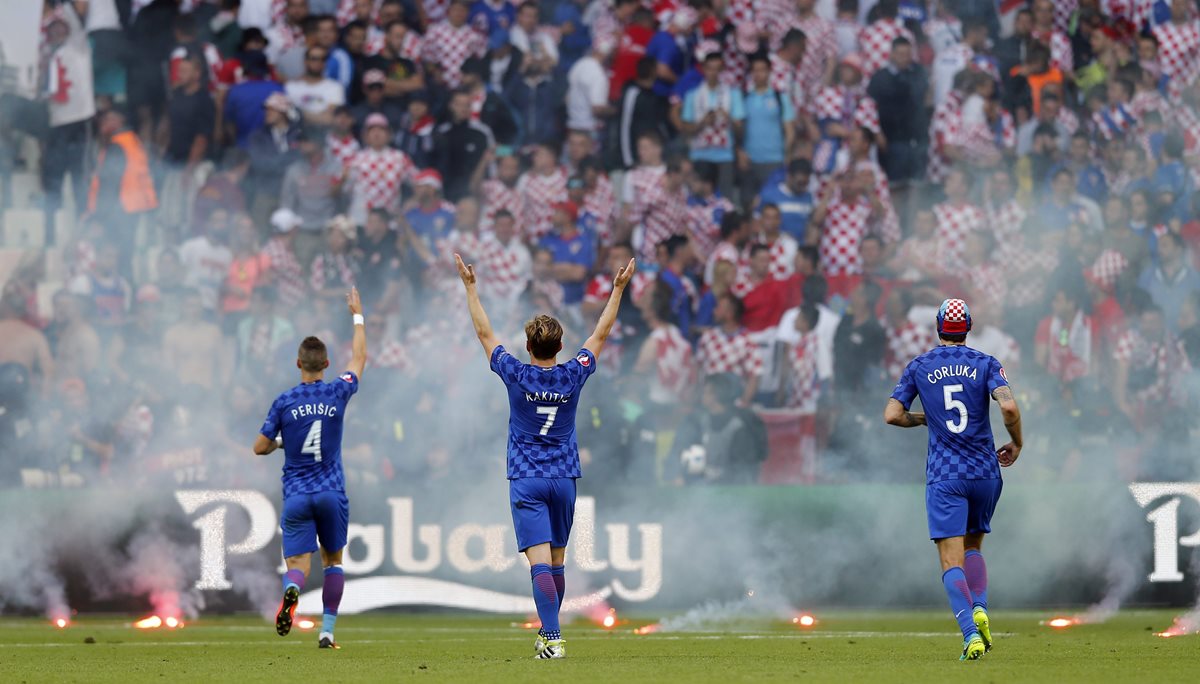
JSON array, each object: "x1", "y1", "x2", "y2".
[
  {"x1": 275, "y1": 435, "x2": 283, "y2": 447},
  {"x1": 353, "y1": 314, "x2": 365, "y2": 326}
]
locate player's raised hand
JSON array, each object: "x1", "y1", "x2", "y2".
[
  {"x1": 455, "y1": 254, "x2": 477, "y2": 287},
  {"x1": 613, "y1": 258, "x2": 636, "y2": 289},
  {"x1": 346, "y1": 286, "x2": 362, "y2": 315},
  {"x1": 997, "y1": 442, "x2": 1021, "y2": 467}
]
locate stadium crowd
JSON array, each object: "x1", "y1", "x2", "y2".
[{"x1": 2, "y1": 0, "x2": 1200, "y2": 492}]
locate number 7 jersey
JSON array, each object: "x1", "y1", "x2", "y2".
[
  {"x1": 490, "y1": 345, "x2": 597, "y2": 479},
  {"x1": 260, "y1": 372, "x2": 359, "y2": 497},
  {"x1": 890, "y1": 345, "x2": 1008, "y2": 485}
]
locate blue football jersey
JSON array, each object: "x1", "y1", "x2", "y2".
[
  {"x1": 260, "y1": 371, "x2": 359, "y2": 497},
  {"x1": 890, "y1": 345, "x2": 1008, "y2": 484},
  {"x1": 490, "y1": 345, "x2": 597, "y2": 479}
]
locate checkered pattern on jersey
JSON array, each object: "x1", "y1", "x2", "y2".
[
  {"x1": 1031, "y1": 29, "x2": 1073, "y2": 73},
  {"x1": 346, "y1": 148, "x2": 415, "y2": 214},
  {"x1": 336, "y1": 0, "x2": 377, "y2": 26},
  {"x1": 1154, "y1": 21, "x2": 1200, "y2": 102},
  {"x1": 423, "y1": 20, "x2": 487, "y2": 88},
  {"x1": 892, "y1": 346, "x2": 1003, "y2": 484},
  {"x1": 583, "y1": 174, "x2": 617, "y2": 245},
  {"x1": 768, "y1": 54, "x2": 807, "y2": 117},
  {"x1": 492, "y1": 345, "x2": 594, "y2": 479},
  {"x1": 1007, "y1": 245, "x2": 1059, "y2": 308},
  {"x1": 517, "y1": 168, "x2": 568, "y2": 241},
  {"x1": 423, "y1": 0, "x2": 451, "y2": 25},
  {"x1": 686, "y1": 195, "x2": 734, "y2": 262},
  {"x1": 688, "y1": 84, "x2": 737, "y2": 151},
  {"x1": 813, "y1": 85, "x2": 881, "y2": 133},
  {"x1": 927, "y1": 91, "x2": 963, "y2": 183},
  {"x1": 480, "y1": 179, "x2": 524, "y2": 231},
  {"x1": 761, "y1": 233, "x2": 799, "y2": 281},
  {"x1": 342, "y1": 337, "x2": 411, "y2": 373},
  {"x1": 698, "y1": 328, "x2": 763, "y2": 380},
  {"x1": 961, "y1": 109, "x2": 1016, "y2": 167},
  {"x1": 886, "y1": 321, "x2": 937, "y2": 380},
  {"x1": 477, "y1": 234, "x2": 530, "y2": 301},
  {"x1": 262, "y1": 374, "x2": 358, "y2": 498},
  {"x1": 859, "y1": 19, "x2": 915, "y2": 79},
  {"x1": 818, "y1": 198, "x2": 874, "y2": 276},
  {"x1": 1091, "y1": 104, "x2": 1138, "y2": 141},
  {"x1": 705, "y1": 240, "x2": 742, "y2": 287},
  {"x1": 629, "y1": 168, "x2": 688, "y2": 264},
  {"x1": 590, "y1": 10, "x2": 622, "y2": 54},
  {"x1": 262, "y1": 238, "x2": 306, "y2": 308},
  {"x1": 1113, "y1": 329, "x2": 1193, "y2": 407},
  {"x1": 987, "y1": 199, "x2": 1026, "y2": 244},
  {"x1": 796, "y1": 14, "x2": 838, "y2": 95},
  {"x1": 1052, "y1": 0, "x2": 1077, "y2": 34},
  {"x1": 786, "y1": 330, "x2": 820, "y2": 413},
  {"x1": 933, "y1": 201, "x2": 984, "y2": 264},
  {"x1": 326, "y1": 133, "x2": 361, "y2": 170},
  {"x1": 310, "y1": 252, "x2": 359, "y2": 292},
  {"x1": 728, "y1": 0, "x2": 796, "y2": 51},
  {"x1": 648, "y1": 325, "x2": 695, "y2": 404}
]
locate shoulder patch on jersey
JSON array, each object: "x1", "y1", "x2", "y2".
[
  {"x1": 340, "y1": 372, "x2": 355, "y2": 383},
  {"x1": 577, "y1": 353, "x2": 591, "y2": 367},
  {"x1": 999, "y1": 367, "x2": 1007, "y2": 382}
]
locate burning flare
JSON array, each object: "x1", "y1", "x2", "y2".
[
  {"x1": 54, "y1": 618, "x2": 68, "y2": 629},
  {"x1": 793, "y1": 614, "x2": 817, "y2": 627},
  {"x1": 297, "y1": 619, "x2": 316, "y2": 630},
  {"x1": 134, "y1": 616, "x2": 162, "y2": 629},
  {"x1": 633, "y1": 623, "x2": 662, "y2": 636},
  {"x1": 1045, "y1": 617, "x2": 1078, "y2": 629}
]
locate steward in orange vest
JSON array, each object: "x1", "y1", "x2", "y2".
[{"x1": 88, "y1": 110, "x2": 158, "y2": 219}]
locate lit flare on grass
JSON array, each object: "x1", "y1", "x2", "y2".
[
  {"x1": 54, "y1": 618, "x2": 68, "y2": 629},
  {"x1": 1157, "y1": 618, "x2": 1198, "y2": 638},
  {"x1": 297, "y1": 619, "x2": 316, "y2": 630},
  {"x1": 603, "y1": 614, "x2": 616, "y2": 629},
  {"x1": 633, "y1": 623, "x2": 661, "y2": 636},
  {"x1": 135, "y1": 616, "x2": 162, "y2": 629},
  {"x1": 1045, "y1": 617, "x2": 1077, "y2": 629},
  {"x1": 793, "y1": 614, "x2": 817, "y2": 627}
]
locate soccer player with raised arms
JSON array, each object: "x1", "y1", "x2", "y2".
[
  {"x1": 883, "y1": 298, "x2": 1023, "y2": 661},
  {"x1": 455, "y1": 252, "x2": 635, "y2": 659},
  {"x1": 253, "y1": 287, "x2": 368, "y2": 650}
]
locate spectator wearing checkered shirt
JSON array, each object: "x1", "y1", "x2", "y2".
[
  {"x1": 685, "y1": 162, "x2": 735, "y2": 265},
  {"x1": 476, "y1": 209, "x2": 532, "y2": 324},
  {"x1": 633, "y1": 279, "x2": 696, "y2": 406},
  {"x1": 858, "y1": 0, "x2": 915, "y2": 79},
  {"x1": 1030, "y1": 0, "x2": 1074, "y2": 76},
  {"x1": 696, "y1": 294, "x2": 763, "y2": 406},
  {"x1": 757, "y1": 204, "x2": 800, "y2": 281},
  {"x1": 1113, "y1": 302, "x2": 1192, "y2": 436},
  {"x1": 932, "y1": 167, "x2": 986, "y2": 264},
  {"x1": 423, "y1": 0, "x2": 487, "y2": 89},
  {"x1": 779, "y1": 301, "x2": 822, "y2": 412},
  {"x1": 517, "y1": 142, "x2": 569, "y2": 242},
  {"x1": 344, "y1": 113, "x2": 416, "y2": 224},
  {"x1": 812, "y1": 54, "x2": 879, "y2": 176},
  {"x1": 809, "y1": 172, "x2": 884, "y2": 278},
  {"x1": 310, "y1": 217, "x2": 361, "y2": 304},
  {"x1": 480, "y1": 152, "x2": 524, "y2": 231},
  {"x1": 680, "y1": 52, "x2": 745, "y2": 201}
]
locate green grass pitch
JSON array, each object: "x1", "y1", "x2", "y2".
[{"x1": 1, "y1": 610, "x2": 1194, "y2": 683}]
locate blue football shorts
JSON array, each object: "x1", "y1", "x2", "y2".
[
  {"x1": 509, "y1": 477, "x2": 577, "y2": 552},
  {"x1": 281, "y1": 490, "x2": 350, "y2": 557},
  {"x1": 925, "y1": 478, "x2": 1003, "y2": 540}
]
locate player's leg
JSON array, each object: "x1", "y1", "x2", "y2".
[
  {"x1": 964, "y1": 478, "x2": 1002, "y2": 652},
  {"x1": 511, "y1": 479, "x2": 563, "y2": 658},
  {"x1": 278, "y1": 495, "x2": 319, "y2": 637},
  {"x1": 548, "y1": 478, "x2": 577, "y2": 612},
  {"x1": 927, "y1": 481, "x2": 983, "y2": 660},
  {"x1": 314, "y1": 491, "x2": 350, "y2": 649}
]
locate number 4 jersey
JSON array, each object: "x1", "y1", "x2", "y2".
[
  {"x1": 890, "y1": 345, "x2": 1008, "y2": 485},
  {"x1": 490, "y1": 345, "x2": 597, "y2": 480},
  {"x1": 260, "y1": 372, "x2": 359, "y2": 497}
]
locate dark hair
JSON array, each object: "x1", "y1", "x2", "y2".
[
  {"x1": 798, "y1": 301, "x2": 820, "y2": 330},
  {"x1": 748, "y1": 243, "x2": 771, "y2": 259},
  {"x1": 782, "y1": 29, "x2": 807, "y2": 49},
  {"x1": 892, "y1": 36, "x2": 912, "y2": 49},
  {"x1": 462, "y1": 56, "x2": 488, "y2": 79},
  {"x1": 704, "y1": 372, "x2": 742, "y2": 406},
  {"x1": 797, "y1": 246, "x2": 818, "y2": 270},
  {"x1": 720, "y1": 211, "x2": 747, "y2": 239},
  {"x1": 749, "y1": 51, "x2": 771, "y2": 68},
  {"x1": 174, "y1": 14, "x2": 197, "y2": 37},
  {"x1": 636, "y1": 55, "x2": 658, "y2": 81},
  {"x1": 721, "y1": 293, "x2": 746, "y2": 323},
  {"x1": 876, "y1": 0, "x2": 899, "y2": 19},
  {"x1": 788, "y1": 158, "x2": 813, "y2": 176},
  {"x1": 298, "y1": 336, "x2": 329, "y2": 372},
  {"x1": 525, "y1": 314, "x2": 564, "y2": 360},
  {"x1": 692, "y1": 161, "x2": 719, "y2": 188},
  {"x1": 494, "y1": 208, "x2": 514, "y2": 222},
  {"x1": 661, "y1": 234, "x2": 690, "y2": 259},
  {"x1": 760, "y1": 202, "x2": 781, "y2": 215},
  {"x1": 802, "y1": 275, "x2": 828, "y2": 305}
]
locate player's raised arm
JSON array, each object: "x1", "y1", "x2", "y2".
[
  {"x1": 455, "y1": 254, "x2": 501, "y2": 359},
  {"x1": 883, "y1": 398, "x2": 926, "y2": 428},
  {"x1": 345, "y1": 287, "x2": 368, "y2": 379},
  {"x1": 253, "y1": 433, "x2": 280, "y2": 455},
  {"x1": 992, "y1": 385, "x2": 1023, "y2": 466},
  {"x1": 583, "y1": 258, "x2": 636, "y2": 358}
]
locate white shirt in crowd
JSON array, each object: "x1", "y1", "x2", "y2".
[
  {"x1": 777, "y1": 303, "x2": 842, "y2": 382},
  {"x1": 47, "y1": 6, "x2": 96, "y2": 127},
  {"x1": 179, "y1": 236, "x2": 233, "y2": 310},
  {"x1": 285, "y1": 78, "x2": 346, "y2": 115},
  {"x1": 566, "y1": 54, "x2": 609, "y2": 132}
]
